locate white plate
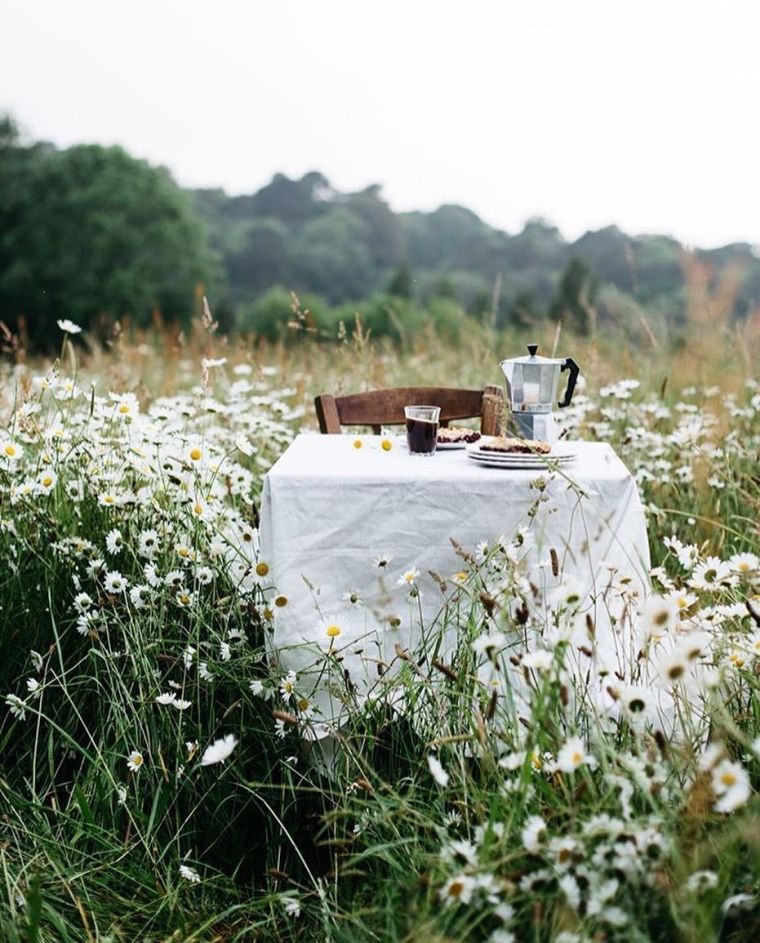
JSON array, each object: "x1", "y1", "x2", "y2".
[
  {"x1": 467, "y1": 453, "x2": 577, "y2": 469},
  {"x1": 466, "y1": 444, "x2": 578, "y2": 468}
]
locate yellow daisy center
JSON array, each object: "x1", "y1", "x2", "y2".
[
  {"x1": 189, "y1": 447, "x2": 202, "y2": 462},
  {"x1": 255, "y1": 562, "x2": 269, "y2": 577},
  {"x1": 326, "y1": 624, "x2": 342, "y2": 638},
  {"x1": 381, "y1": 439, "x2": 393, "y2": 451}
]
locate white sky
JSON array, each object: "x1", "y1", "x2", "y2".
[{"x1": 2, "y1": 0, "x2": 759, "y2": 248}]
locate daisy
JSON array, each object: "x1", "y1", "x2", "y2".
[
  {"x1": 427, "y1": 754, "x2": 450, "y2": 788},
  {"x1": 654, "y1": 648, "x2": 691, "y2": 684},
  {"x1": 199, "y1": 662, "x2": 214, "y2": 682},
  {"x1": 373, "y1": 553, "x2": 393, "y2": 568},
  {"x1": 619, "y1": 685, "x2": 654, "y2": 718},
  {"x1": 689, "y1": 557, "x2": 736, "y2": 591},
  {"x1": 730, "y1": 552, "x2": 759, "y2": 576},
  {"x1": 138, "y1": 529, "x2": 160, "y2": 558},
  {"x1": 104, "y1": 571, "x2": 127, "y2": 594},
  {"x1": 235, "y1": 434, "x2": 256, "y2": 456},
  {"x1": 555, "y1": 736, "x2": 595, "y2": 773},
  {"x1": 129, "y1": 585, "x2": 150, "y2": 609},
  {"x1": 5, "y1": 694, "x2": 27, "y2": 720},
  {"x1": 73, "y1": 592, "x2": 94, "y2": 613},
  {"x1": 199, "y1": 733, "x2": 238, "y2": 766},
  {"x1": 57, "y1": 318, "x2": 82, "y2": 334},
  {"x1": 110, "y1": 392, "x2": 139, "y2": 419},
  {"x1": 105, "y1": 528, "x2": 123, "y2": 555},
  {"x1": 686, "y1": 870, "x2": 719, "y2": 893},
  {"x1": 283, "y1": 895, "x2": 301, "y2": 918},
  {"x1": 186, "y1": 442, "x2": 205, "y2": 465},
  {"x1": 279, "y1": 670, "x2": 297, "y2": 702},
  {"x1": 37, "y1": 469, "x2": 58, "y2": 494},
  {"x1": 439, "y1": 874, "x2": 477, "y2": 906},
  {"x1": 397, "y1": 566, "x2": 420, "y2": 587},
  {"x1": 179, "y1": 864, "x2": 201, "y2": 884},
  {"x1": 156, "y1": 692, "x2": 177, "y2": 706},
  {"x1": 0, "y1": 440, "x2": 22, "y2": 462},
  {"x1": 522, "y1": 815, "x2": 548, "y2": 852},
  {"x1": 712, "y1": 760, "x2": 752, "y2": 813},
  {"x1": 127, "y1": 750, "x2": 144, "y2": 772},
  {"x1": 637, "y1": 595, "x2": 679, "y2": 640}
]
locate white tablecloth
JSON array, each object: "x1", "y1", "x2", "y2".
[{"x1": 259, "y1": 435, "x2": 651, "y2": 720}]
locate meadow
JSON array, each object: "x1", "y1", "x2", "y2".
[{"x1": 0, "y1": 301, "x2": 759, "y2": 943}]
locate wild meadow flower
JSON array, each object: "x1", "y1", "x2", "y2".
[
  {"x1": 521, "y1": 815, "x2": 548, "y2": 853},
  {"x1": 711, "y1": 760, "x2": 751, "y2": 813},
  {"x1": 37, "y1": 469, "x2": 57, "y2": 494},
  {"x1": 686, "y1": 870, "x2": 719, "y2": 893},
  {"x1": 279, "y1": 671, "x2": 297, "y2": 701},
  {"x1": 689, "y1": 557, "x2": 736, "y2": 591},
  {"x1": 440, "y1": 874, "x2": 477, "y2": 907},
  {"x1": 105, "y1": 529, "x2": 123, "y2": 554},
  {"x1": 138, "y1": 529, "x2": 160, "y2": 558},
  {"x1": 57, "y1": 318, "x2": 82, "y2": 334},
  {"x1": 104, "y1": 571, "x2": 127, "y2": 594},
  {"x1": 199, "y1": 662, "x2": 214, "y2": 681},
  {"x1": 554, "y1": 736, "x2": 595, "y2": 773},
  {"x1": 179, "y1": 864, "x2": 201, "y2": 884},
  {"x1": 127, "y1": 751, "x2": 144, "y2": 772},
  {"x1": 654, "y1": 648, "x2": 691, "y2": 685},
  {"x1": 235, "y1": 433, "x2": 256, "y2": 456},
  {"x1": 283, "y1": 895, "x2": 301, "y2": 918},
  {"x1": 427, "y1": 754, "x2": 449, "y2": 788},
  {"x1": 129, "y1": 585, "x2": 150, "y2": 609},
  {"x1": 373, "y1": 553, "x2": 393, "y2": 568},
  {"x1": 200, "y1": 734, "x2": 238, "y2": 767},
  {"x1": 110, "y1": 392, "x2": 139, "y2": 419},
  {"x1": 0, "y1": 439, "x2": 22, "y2": 462},
  {"x1": 523, "y1": 649, "x2": 554, "y2": 672},
  {"x1": 5, "y1": 694, "x2": 27, "y2": 720},
  {"x1": 397, "y1": 566, "x2": 420, "y2": 587},
  {"x1": 638, "y1": 595, "x2": 679, "y2": 640},
  {"x1": 73, "y1": 592, "x2": 94, "y2": 612}
]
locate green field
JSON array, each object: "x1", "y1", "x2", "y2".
[{"x1": 0, "y1": 314, "x2": 759, "y2": 942}]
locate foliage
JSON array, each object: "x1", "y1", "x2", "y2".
[{"x1": 0, "y1": 115, "x2": 217, "y2": 349}]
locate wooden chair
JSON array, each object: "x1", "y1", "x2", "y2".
[{"x1": 314, "y1": 385, "x2": 504, "y2": 435}]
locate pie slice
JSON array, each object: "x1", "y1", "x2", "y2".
[
  {"x1": 479, "y1": 436, "x2": 551, "y2": 455},
  {"x1": 437, "y1": 426, "x2": 482, "y2": 444}
]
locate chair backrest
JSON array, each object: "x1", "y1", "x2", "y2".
[{"x1": 314, "y1": 385, "x2": 504, "y2": 435}]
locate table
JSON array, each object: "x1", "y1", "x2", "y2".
[{"x1": 259, "y1": 435, "x2": 651, "y2": 725}]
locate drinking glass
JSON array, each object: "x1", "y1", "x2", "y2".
[{"x1": 404, "y1": 405, "x2": 441, "y2": 455}]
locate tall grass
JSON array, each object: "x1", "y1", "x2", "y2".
[{"x1": 0, "y1": 311, "x2": 758, "y2": 942}]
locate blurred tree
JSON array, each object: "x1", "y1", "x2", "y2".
[
  {"x1": 505, "y1": 289, "x2": 542, "y2": 330},
  {"x1": 549, "y1": 258, "x2": 599, "y2": 335},
  {"x1": 226, "y1": 219, "x2": 290, "y2": 299},
  {"x1": 0, "y1": 122, "x2": 217, "y2": 348},
  {"x1": 386, "y1": 262, "x2": 413, "y2": 299}
]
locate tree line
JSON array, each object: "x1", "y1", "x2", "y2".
[{"x1": 2, "y1": 113, "x2": 759, "y2": 351}]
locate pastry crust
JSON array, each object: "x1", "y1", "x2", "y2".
[
  {"x1": 437, "y1": 427, "x2": 482, "y2": 444},
  {"x1": 479, "y1": 436, "x2": 551, "y2": 454}
]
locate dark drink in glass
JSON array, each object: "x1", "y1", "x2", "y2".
[{"x1": 404, "y1": 405, "x2": 441, "y2": 455}]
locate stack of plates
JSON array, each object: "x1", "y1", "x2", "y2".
[{"x1": 466, "y1": 442, "x2": 578, "y2": 469}]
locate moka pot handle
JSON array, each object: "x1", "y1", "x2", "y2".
[{"x1": 558, "y1": 358, "x2": 579, "y2": 408}]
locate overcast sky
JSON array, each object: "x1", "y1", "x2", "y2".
[{"x1": 2, "y1": 0, "x2": 759, "y2": 248}]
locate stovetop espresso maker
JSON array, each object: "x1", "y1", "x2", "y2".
[{"x1": 499, "y1": 344, "x2": 580, "y2": 442}]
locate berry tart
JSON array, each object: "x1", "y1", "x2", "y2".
[
  {"x1": 479, "y1": 436, "x2": 551, "y2": 455},
  {"x1": 436, "y1": 427, "x2": 482, "y2": 447}
]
